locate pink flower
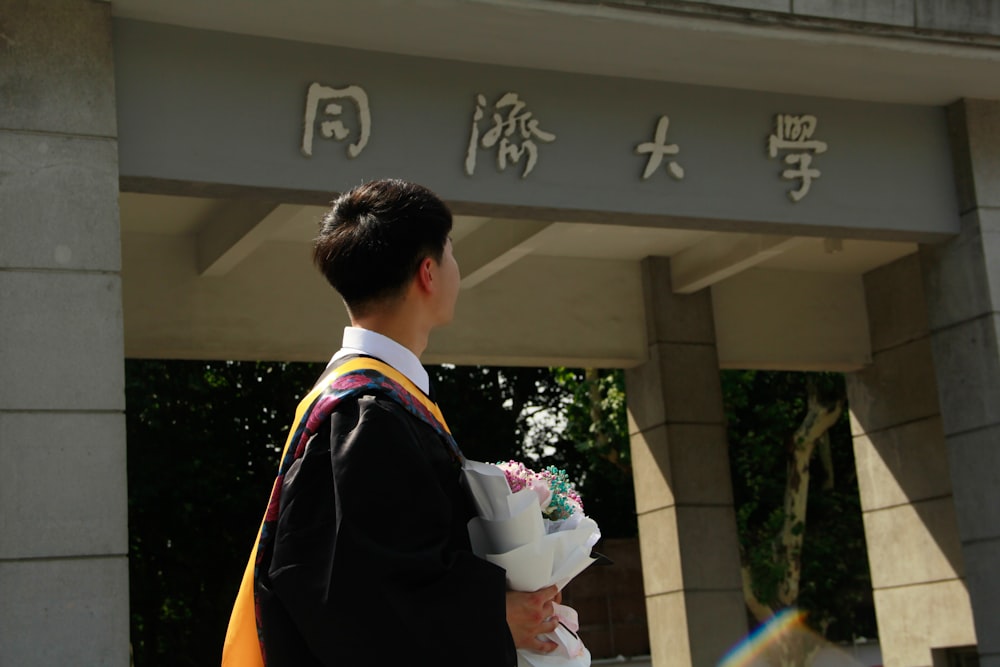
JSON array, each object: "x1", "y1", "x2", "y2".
[{"x1": 495, "y1": 460, "x2": 583, "y2": 520}]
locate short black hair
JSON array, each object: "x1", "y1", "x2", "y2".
[{"x1": 313, "y1": 179, "x2": 453, "y2": 316}]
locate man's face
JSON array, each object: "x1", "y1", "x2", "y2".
[{"x1": 434, "y1": 237, "x2": 461, "y2": 325}]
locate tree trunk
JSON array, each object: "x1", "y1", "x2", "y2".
[
  {"x1": 817, "y1": 431, "x2": 835, "y2": 491},
  {"x1": 585, "y1": 368, "x2": 610, "y2": 453},
  {"x1": 777, "y1": 381, "x2": 843, "y2": 607},
  {"x1": 741, "y1": 563, "x2": 774, "y2": 623}
]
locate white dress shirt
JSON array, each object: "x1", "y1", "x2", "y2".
[{"x1": 328, "y1": 326, "x2": 431, "y2": 395}]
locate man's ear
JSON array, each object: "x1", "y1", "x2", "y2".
[{"x1": 415, "y1": 256, "x2": 435, "y2": 294}]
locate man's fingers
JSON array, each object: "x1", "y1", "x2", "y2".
[
  {"x1": 525, "y1": 636, "x2": 559, "y2": 653},
  {"x1": 530, "y1": 584, "x2": 559, "y2": 604},
  {"x1": 540, "y1": 618, "x2": 560, "y2": 635},
  {"x1": 506, "y1": 586, "x2": 567, "y2": 652}
]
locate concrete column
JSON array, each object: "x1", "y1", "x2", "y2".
[
  {"x1": 846, "y1": 254, "x2": 976, "y2": 667},
  {"x1": 917, "y1": 98, "x2": 1000, "y2": 667},
  {"x1": 0, "y1": 1, "x2": 129, "y2": 665},
  {"x1": 625, "y1": 257, "x2": 747, "y2": 667}
]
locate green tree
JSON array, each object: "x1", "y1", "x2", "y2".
[
  {"x1": 723, "y1": 370, "x2": 876, "y2": 653},
  {"x1": 536, "y1": 368, "x2": 635, "y2": 539},
  {"x1": 126, "y1": 359, "x2": 323, "y2": 666},
  {"x1": 430, "y1": 364, "x2": 546, "y2": 463}
]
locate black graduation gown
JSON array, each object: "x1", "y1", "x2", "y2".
[{"x1": 255, "y1": 387, "x2": 516, "y2": 666}]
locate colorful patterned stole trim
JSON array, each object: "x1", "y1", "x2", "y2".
[{"x1": 222, "y1": 357, "x2": 460, "y2": 667}]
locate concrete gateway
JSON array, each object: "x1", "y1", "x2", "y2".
[{"x1": 2, "y1": 1, "x2": 1000, "y2": 665}]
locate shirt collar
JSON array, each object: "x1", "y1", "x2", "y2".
[{"x1": 329, "y1": 326, "x2": 430, "y2": 395}]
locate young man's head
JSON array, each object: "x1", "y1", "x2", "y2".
[{"x1": 313, "y1": 179, "x2": 456, "y2": 321}]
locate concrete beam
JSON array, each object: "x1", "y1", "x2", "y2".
[
  {"x1": 455, "y1": 219, "x2": 553, "y2": 288},
  {"x1": 712, "y1": 268, "x2": 871, "y2": 371},
  {"x1": 197, "y1": 201, "x2": 290, "y2": 276},
  {"x1": 670, "y1": 233, "x2": 804, "y2": 294}
]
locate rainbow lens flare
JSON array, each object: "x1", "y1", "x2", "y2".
[{"x1": 718, "y1": 608, "x2": 865, "y2": 667}]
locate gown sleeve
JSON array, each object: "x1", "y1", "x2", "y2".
[{"x1": 263, "y1": 394, "x2": 515, "y2": 667}]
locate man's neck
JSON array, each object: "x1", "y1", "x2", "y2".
[{"x1": 350, "y1": 312, "x2": 429, "y2": 359}]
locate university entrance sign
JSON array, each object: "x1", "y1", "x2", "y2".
[{"x1": 115, "y1": 19, "x2": 958, "y2": 240}]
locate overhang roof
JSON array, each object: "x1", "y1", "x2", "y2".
[{"x1": 110, "y1": 0, "x2": 1000, "y2": 105}]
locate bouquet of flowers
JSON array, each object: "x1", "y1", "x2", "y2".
[
  {"x1": 495, "y1": 461, "x2": 584, "y2": 523},
  {"x1": 462, "y1": 459, "x2": 601, "y2": 667}
]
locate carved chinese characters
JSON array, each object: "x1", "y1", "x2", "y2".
[
  {"x1": 465, "y1": 93, "x2": 556, "y2": 178},
  {"x1": 301, "y1": 82, "x2": 371, "y2": 158},
  {"x1": 299, "y1": 82, "x2": 829, "y2": 203},
  {"x1": 636, "y1": 115, "x2": 685, "y2": 181},
  {"x1": 767, "y1": 114, "x2": 828, "y2": 202}
]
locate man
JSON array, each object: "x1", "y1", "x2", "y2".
[{"x1": 224, "y1": 179, "x2": 561, "y2": 666}]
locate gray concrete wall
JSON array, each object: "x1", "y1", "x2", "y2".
[
  {"x1": 846, "y1": 98, "x2": 1000, "y2": 667},
  {"x1": 625, "y1": 257, "x2": 746, "y2": 667},
  {"x1": 846, "y1": 254, "x2": 977, "y2": 666},
  {"x1": 918, "y1": 98, "x2": 1000, "y2": 667},
  {"x1": 0, "y1": 1, "x2": 129, "y2": 665},
  {"x1": 112, "y1": 19, "x2": 959, "y2": 240}
]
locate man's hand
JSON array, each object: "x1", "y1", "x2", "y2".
[{"x1": 505, "y1": 585, "x2": 563, "y2": 653}]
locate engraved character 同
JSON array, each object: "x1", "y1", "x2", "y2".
[{"x1": 301, "y1": 82, "x2": 371, "y2": 158}]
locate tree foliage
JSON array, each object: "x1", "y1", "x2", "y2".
[
  {"x1": 531, "y1": 368, "x2": 635, "y2": 539},
  {"x1": 126, "y1": 359, "x2": 324, "y2": 666},
  {"x1": 722, "y1": 370, "x2": 876, "y2": 644},
  {"x1": 430, "y1": 365, "x2": 636, "y2": 538}
]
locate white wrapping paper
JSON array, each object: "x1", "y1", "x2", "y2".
[{"x1": 462, "y1": 460, "x2": 601, "y2": 667}]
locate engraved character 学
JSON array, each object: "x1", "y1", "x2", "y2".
[{"x1": 767, "y1": 114, "x2": 828, "y2": 202}]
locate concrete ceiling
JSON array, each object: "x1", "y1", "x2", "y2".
[
  {"x1": 119, "y1": 192, "x2": 914, "y2": 369},
  {"x1": 118, "y1": 194, "x2": 915, "y2": 279}
]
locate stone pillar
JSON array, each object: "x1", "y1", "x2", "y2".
[
  {"x1": 625, "y1": 257, "x2": 747, "y2": 667},
  {"x1": 0, "y1": 1, "x2": 129, "y2": 665},
  {"x1": 846, "y1": 254, "x2": 976, "y2": 667},
  {"x1": 918, "y1": 98, "x2": 1000, "y2": 667}
]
